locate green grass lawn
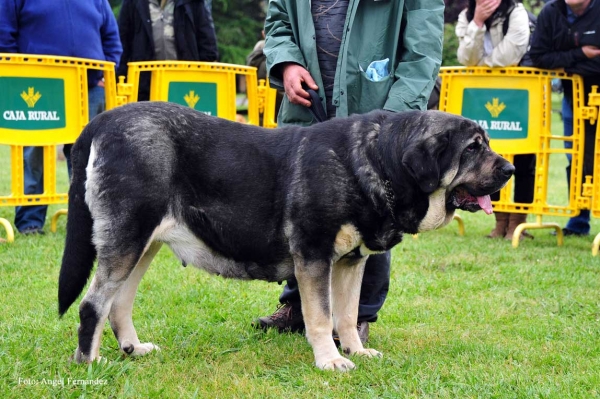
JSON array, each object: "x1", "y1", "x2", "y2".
[{"x1": 1, "y1": 105, "x2": 600, "y2": 398}]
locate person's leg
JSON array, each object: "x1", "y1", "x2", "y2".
[
  {"x1": 257, "y1": 251, "x2": 391, "y2": 333},
  {"x1": 63, "y1": 144, "x2": 72, "y2": 181},
  {"x1": 15, "y1": 146, "x2": 47, "y2": 233},
  {"x1": 564, "y1": 116, "x2": 594, "y2": 235},
  {"x1": 280, "y1": 251, "x2": 390, "y2": 322},
  {"x1": 357, "y1": 252, "x2": 390, "y2": 323},
  {"x1": 63, "y1": 85, "x2": 106, "y2": 180},
  {"x1": 87, "y1": 85, "x2": 106, "y2": 121}
]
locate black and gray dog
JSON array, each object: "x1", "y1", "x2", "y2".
[{"x1": 58, "y1": 102, "x2": 514, "y2": 371}]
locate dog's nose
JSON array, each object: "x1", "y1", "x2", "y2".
[{"x1": 500, "y1": 163, "x2": 515, "y2": 178}]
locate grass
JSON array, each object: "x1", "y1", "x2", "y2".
[{"x1": 1, "y1": 103, "x2": 600, "y2": 398}]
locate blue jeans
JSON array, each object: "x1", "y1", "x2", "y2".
[
  {"x1": 15, "y1": 85, "x2": 106, "y2": 232},
  {"x1": 562, "y1": 96, "x2": 591, "y2": 234}
]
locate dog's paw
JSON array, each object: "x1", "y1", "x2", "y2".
[
  {"x1": 351, "y1": 348, "x2": 383, "y2": 358},
  {"x1": 71, "y1": 347, "x2": 99, "y2": 364},
  {"x1": 316, "y1": 356, "x2": 356, "y2": 372},
  {"x1": 121, "y1": 342, "x2": 160, "y2": 357}
]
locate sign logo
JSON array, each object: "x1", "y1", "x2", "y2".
[
  {"x1": 461, "y1": 88, "x2": 529, "y2": 139},
  {"x1": 21, "y1": 87, "x2": 42, "y2": 108},
  {"x1": 183, "y1": 90, "x2": 200, "y2": 108},
  {"x1": 0, "y1": 77, "x2": 66, "y2": 130},
  {"x1": 168, "y1": 82, "x2": 217, "y2": 116},
  {"x1": 485, "y1": 98, "x2": 506, "y2": 118}
]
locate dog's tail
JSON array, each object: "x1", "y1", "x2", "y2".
[{"x1": 58, "y1": 124, "x2": 97, "y2": 317}]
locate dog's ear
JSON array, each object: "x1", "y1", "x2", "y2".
[{"x1": 401, "y1": 131, "x2": 449, "y2": 194}]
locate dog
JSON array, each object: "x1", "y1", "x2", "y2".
[{"x1": 58, "y1": 102, "x2": 514, "y2": 371}]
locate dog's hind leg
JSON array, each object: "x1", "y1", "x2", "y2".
[
  {"x1": 331, "y1": 256, "x2": 382, "y2": 359},
  {"x1": 294, "y1": 256, "x2": 356, "y2": 371},
  {"x1": 109, "y1": 241, "x2": 163, "y2": 357},
  {"x1": 74, "y1": 251, "x2": 146, "y2": 363}
]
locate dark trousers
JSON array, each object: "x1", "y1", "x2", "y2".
[
  {"x1": 279, "y1": 251, "x2": 391, "y2": 323},
  {"x1": 490, "y1": 154, "x2": 535, "y2": 203}
]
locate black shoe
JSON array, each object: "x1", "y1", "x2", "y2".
[
  {"x1": 19, "y1": 226, "x2": 45, "y2": 235},
  {"x1": 550, "y1": 228, "x2": 589, "y2": 237},
  {"x1": 333, "y1": 321, "x2": 370, "y2": 347},
  {"x1": 253, "y1": 303, "x2": 305, "y2": 333}
]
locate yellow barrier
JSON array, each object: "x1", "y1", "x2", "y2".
[
  {"x1": 118, "y1": 61, "x2": 259, "y2": 126},
  {"x1": 438, "y1": 66, "x2": 591, "y2": 247},
  {"x1": 0, "y1": 53, "x2": 119, "y2": 242},
  {"x1": 257, "y1": 79, "x2": 278, "y2": 128},
  {"x1": 587, "y1": 86, "x2": 600, "y2": 255}
]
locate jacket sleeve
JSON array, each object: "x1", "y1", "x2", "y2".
[
  {"x1": 0, "y1": 0, "x2": 19, "y2": 53},
  {"x1": 117, "y1": 0, "x2": 135, "y2": 77},
  {"x1": 100, "y1": 0, "x2": 123, "y2": 68},
  {"x1": 385, "y1": 0, "x2": 444, "y2": 111},
  {"x1": 483, "y1": 5, "x2": 529, "y2": 67},
  {"x1": 456, "y1": 9, "x2": 486, "y2": 66},
  {"x1": 263, "y1": 0, "x2": 306, "y2": 91},
  {"x1": 195, "y1": 1, "x2": 219, "y2": 61},
  {"x1": 529, "y1": 7, "x2": 586, "y2": 70}
]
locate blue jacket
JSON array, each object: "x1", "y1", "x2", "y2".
[{"x1": 0, "y1": 0, "x2": 123, "y2": 86}]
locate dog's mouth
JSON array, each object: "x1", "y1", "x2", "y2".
[{"x1": 448, "y1": 186, "x2": 493, "y2": 215}]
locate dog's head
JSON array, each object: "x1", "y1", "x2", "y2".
[{"x1": 391, "y1": 111, "x2": 514, "y2": 232}]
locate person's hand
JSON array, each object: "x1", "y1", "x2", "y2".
[
  {"x1": 282, "y1": 63, "x2": 318, "y2": 107},
  {"x1": 473, "y1": 0, "x2": 501, "y2": 27},
  {"x1": 582, "y1": 45, "x2": 600, "y2": 59}
]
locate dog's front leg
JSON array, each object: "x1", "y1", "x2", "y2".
[
  {"x1": 294, "y1": 255, "x2": 355, "y2": 371},
  {"x1": 331, "y1": 256, "x2": 382, "y2": 358}
]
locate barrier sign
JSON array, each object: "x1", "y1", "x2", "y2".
[
  {"x1": 167, "y1": 82, "x2": 217, "y2": 116},
  {"x1": 0, "y1": 77, "x2": 66, "y2": 130},
  {"x1": 461, "y1": 88, "x2": 529, "y2": 139}
]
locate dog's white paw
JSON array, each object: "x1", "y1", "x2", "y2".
[
  {"x1": 351, "y1": 348, "x2": 383, "y2": 358},
  {"x1": 121, "y1": 342, "x2": 160, "y2": 357},
  {"x1": 316, "y1": 356, "x2": 356, "y2": 372}
]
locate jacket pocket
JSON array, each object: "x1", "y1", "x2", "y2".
[{"x1": 354, "y1": 70, "x2": 393, "y2": 114}]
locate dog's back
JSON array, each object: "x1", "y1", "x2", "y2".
[{"x1": 58, "y1": 102, "x2": 296, "y2": 316}]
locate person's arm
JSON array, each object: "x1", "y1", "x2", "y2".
[
  {"x1": 385, "y1": 0, "x2": 444, "y2": 111},
  {"x1": 456, "y1": 8, "x2": 487, "y2": 66},
  {"x1": 483, "y1": 5, "x2": 530, "y2": 66},
  {"x1": 195, "y1": 1, "x2": 219, "y2": 61},
  {"x1": 0, "y1": 0, "x2": 19, "y2": 53},
  {"x1": 100, "y1": 0, "x2": 123, "y2": 67},
  {"x1": 263, "y1": 0, "x2": 306, "y2": 91},
  {"x1": 529, "y1": 8, "x2": 584, "y2": 70},
  {"x1": 116, "y1": 0, "x2": 135, "y2": 78},
  {"x1": 565, "y1": 51, "x2": 600, "y2": 76}
]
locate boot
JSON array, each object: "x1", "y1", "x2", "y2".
[
  {"x1": 487, "y1": 212, "x2": 509, "y2": 238},
  {"x1": 505, "y1": 213, "x2": 533, "y2": 241}
]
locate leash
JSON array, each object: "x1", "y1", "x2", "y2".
[{"x1": 303, "y1": 85, "x2": 328, "y2": 123}]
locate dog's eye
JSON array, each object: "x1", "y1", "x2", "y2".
[{"x1": 466, "y1": 142, "x2": 478, "y2": 152}]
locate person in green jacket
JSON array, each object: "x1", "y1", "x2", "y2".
[{"x1": 254, "y1": 0, "x2": 444, "y2": 343}]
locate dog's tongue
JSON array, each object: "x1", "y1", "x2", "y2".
[{"x1": 477, "y1": 195, "x2": 493, "y2": 215}]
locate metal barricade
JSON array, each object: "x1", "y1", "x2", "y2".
[
  {"x1": 0, "y1": 53, "x2": 119, "y2": 242},
  {"x1": 118, "y1": 61, "x2": 259, "y2": 126},
  {"x1": 438, "y1": 66, "x2": 591, "y2": 247},
  {"x1": 587, "y1": 86, "x2": 600, "y2": 255}
]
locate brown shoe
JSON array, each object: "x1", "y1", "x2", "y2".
[
  {"x1": 333, "y1": 321, "x2": 370, "y2": 347},
  {"x1": 253, "y1": 303, "x2": 305, "y2": 333}
]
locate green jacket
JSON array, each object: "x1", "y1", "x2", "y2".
[{"x1": 264, "y1": 0, "x2": 444, "y2": 126}]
